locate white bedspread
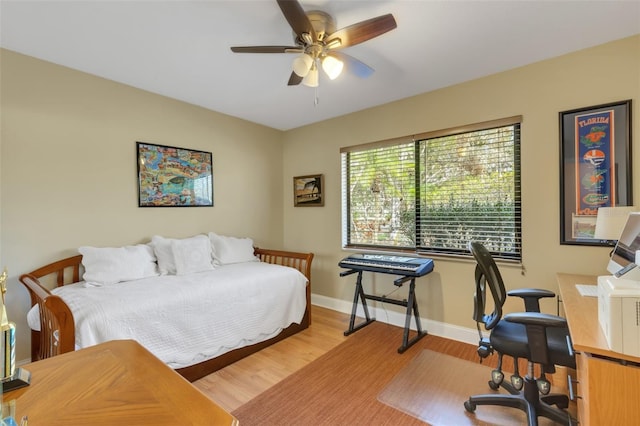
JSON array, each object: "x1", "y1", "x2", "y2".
[{"x1": 29, "y1": 262, "x2": 308, "y2": 369}]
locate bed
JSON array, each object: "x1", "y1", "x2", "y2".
[{"x1": 19, "y1": 235, "x2": 313, "y2": 382}]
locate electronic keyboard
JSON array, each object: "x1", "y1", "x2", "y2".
[{"x1": 338, "y1": 254, "x2": 434, "y2": 277}]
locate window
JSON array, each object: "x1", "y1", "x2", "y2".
[{"x1": 341, "y1": 116, "x2": 522, "y2": 261}]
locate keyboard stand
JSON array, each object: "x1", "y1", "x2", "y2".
[{"x1": 340, "y1": 269, "x2": 427, "y2": 353}]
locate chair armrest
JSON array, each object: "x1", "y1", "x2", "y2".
[
  {"x1": 507, "y1": 288, "x2": 556, "y2": 312},
  {"x1": 504, "y1": 312, "x2": 567, "y2": 328}
]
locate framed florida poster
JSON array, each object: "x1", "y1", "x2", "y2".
[{"x1": 559, "y1": 100, "x2": 632, "y2": 245}]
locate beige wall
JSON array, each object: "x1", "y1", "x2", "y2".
[
  {"x1": 0, "y1": 49, "x2": 285, "y2": 360},
  {"x1": 1, "y1": 35, "x2": 638, "y2": 362},
  {"x1": 282, "y1": 35, "x2": 640, "y2": 325}
]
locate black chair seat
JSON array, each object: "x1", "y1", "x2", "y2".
[
  {"x1": 491, "y1": 321, "x2": 576, "y2": 370},
  {"x1": 490, "y1": 320, "x2": 529, "y2": 358}
]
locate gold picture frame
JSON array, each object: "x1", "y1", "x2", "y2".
[{"x1": 293, "y1": 174, "x2": 324, "y2": 207}]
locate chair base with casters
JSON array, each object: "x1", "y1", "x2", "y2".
[
  {"x1": 464, "y1": 310, "x2": 578, "y2": 426},
  {"x1": 464, "y1": 361, "x2": 576, "y2": 426}
]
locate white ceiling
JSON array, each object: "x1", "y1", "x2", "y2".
[{"x1": 1, "y1": 1, "x2": 639, "y2": 131}]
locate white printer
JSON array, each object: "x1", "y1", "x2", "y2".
[{"x1": 597, "y1": 275, "x2": 640, "y2": 357}]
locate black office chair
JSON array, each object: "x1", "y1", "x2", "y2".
[{"x1": 463, "y1": 241, "x2": 577, "y2": 426}]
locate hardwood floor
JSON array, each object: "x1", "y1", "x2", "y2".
[
  {"x1": 195, "y1": 305, "x2": 572, "y2": 418},
  {"x1": 194, "y1": 306, "x2": 489, "y2": 412},
  {"x1": 194, "y1": 305, "x2": 351, "y2": 412}
]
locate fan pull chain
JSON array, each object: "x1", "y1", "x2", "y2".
[{"x1": 314, "y1": 86, "x2": 319, "y2": 107}]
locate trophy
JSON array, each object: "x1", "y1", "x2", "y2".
[{"x1": 1, "y1": 268, "x2": 30, "y2": 393}]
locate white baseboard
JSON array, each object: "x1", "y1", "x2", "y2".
[{"x1": 311, "y1": 293, "x2": 482, "y2": 347}]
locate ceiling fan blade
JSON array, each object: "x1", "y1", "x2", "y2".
[
  {"x1": 231, "y1": 46, "x2": 302, "y2": 54},
  {"x1": 288, "y1": 71, "x2": 304, "y2": 86},
  {"x1": 277, "y1": 0, "x2": 315, "y2": 40},
  {"x1": 326, "y1": 14, "x2": 397, "y2": 48},
  {"x1": 328, "y1": 51, "x2": 374, "y2": 79}
]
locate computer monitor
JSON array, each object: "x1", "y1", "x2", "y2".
[{"x1": 607, "y1": 212, "x2": 640, "y2": 278}]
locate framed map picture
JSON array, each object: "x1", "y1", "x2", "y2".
[{"x1": 137, "y1": 142, "x2": 213, "y2": 207}]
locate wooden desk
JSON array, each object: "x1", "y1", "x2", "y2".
[
  {"x1": 4, "y1": 340, "x2": 238, "y2": 425},
  {"x1": 557, "y1": 273, "x2": 640, "y2": 426}
]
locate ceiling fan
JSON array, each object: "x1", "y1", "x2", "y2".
[{"x1": 230, "y1": 0, "x2": 397, "y2": 87}]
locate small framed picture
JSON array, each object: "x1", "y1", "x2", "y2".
[{"x1": 293, "y1": 174, "x2": 324, "y2": 207}]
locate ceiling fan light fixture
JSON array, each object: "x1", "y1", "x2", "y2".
[
  {"x1": 302, "y1": 63, "x2": 319, "y2": 87},
  {"x1": 322, "y1": 55, "x2": 343, "y2": 80},
  {"x1": 293, "y1": 53, "x2": 313, "y2": 77},
  {"x1": 230, "y1": 1, "x2": 397, "y2": 88}
]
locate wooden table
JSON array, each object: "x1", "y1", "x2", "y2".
[
  {"x1": 557, "y1": 273, "x2": 640, "y2": 426},
  {"x1": 3, "y1": 340, "x2": 238, "y2": 425}
]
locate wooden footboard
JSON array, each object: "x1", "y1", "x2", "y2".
[{"x1": 19, "y1": 248, "x2": 313, "y2": 381}]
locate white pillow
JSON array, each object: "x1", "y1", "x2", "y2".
[
  {"x1": 79, "y1": 244, "x2": 159, "y2": 286},
  {"x1": 208, "y1": 232, "x2": 259, "y2": 265},
  {"x1": 171, "y1": 234, "x2": 215, "y2": 275},
  {"x1": 150, "y1": 235, "x2": 178, "y2": 275}
]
